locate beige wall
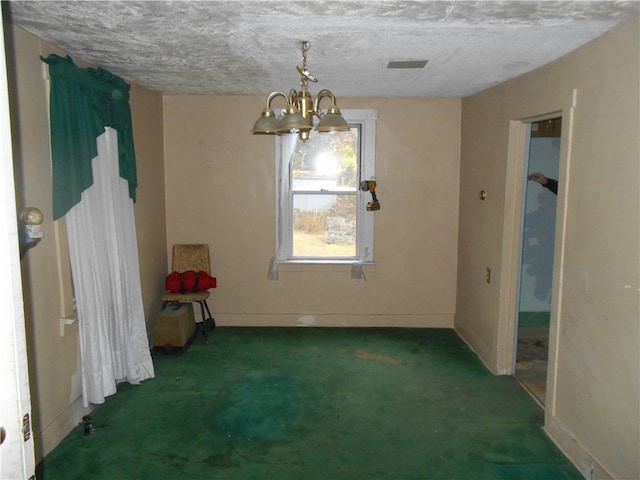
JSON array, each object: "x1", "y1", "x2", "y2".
[
  {"x1": 5, "y1": 27, "x2": 167, "y2": 460},
  {"x1": 130, "y1": 83, "x2": 168, "y2": 335},
  {"x1": 163, "y1": 96, "x2": 460, "y2": 327},
  {"x1": 456, "y1": 18, "x2": 639, "y2": 479}
]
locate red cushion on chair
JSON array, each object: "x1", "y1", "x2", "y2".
[{"x1": 165, "y1": 271, "x2": 217, "y2": 293}]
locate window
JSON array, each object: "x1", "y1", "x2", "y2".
[{"x1": 275, "y1": 109, "x2": 377, "y2": 264}]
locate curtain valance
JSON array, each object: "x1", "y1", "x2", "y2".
[{"x1": 41, "y1": 54, "x2": 137, "y2": 219}]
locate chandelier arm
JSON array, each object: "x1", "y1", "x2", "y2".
[
  {"x1": 313, "y1": 89, "x2": 338, "y2": 116},
  {"x1": 265, "y1": 91, "x2": 290, "y2": 109},
  {"x1": 287, "y1": 89, "x2": 299, "y2": 109}
]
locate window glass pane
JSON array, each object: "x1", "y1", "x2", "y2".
[
  {"x1": 276, "y1": 109, "x2": 376, "y2": 264},
  {"x1": 291, "y1": 127, "x2": 359, "y2": 192},
  {"x1": 293, "y1": 194, "x2": 356, "y2": 257}
]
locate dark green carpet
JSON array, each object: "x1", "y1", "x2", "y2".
[
  {"x1": 37, "y1": 328, "x2": 580, "y2": 479},
  {"x1": 519, "y1": 312, "x2": 551, "y2": 328}
]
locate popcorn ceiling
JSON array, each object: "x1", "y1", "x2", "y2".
[{"x1": 6, "y1": 1, "x2": 638, "y2": 97}]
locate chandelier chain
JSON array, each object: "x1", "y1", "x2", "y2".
[{"x1": 300, "y1": 41, "x2": 310, "y2": 92}]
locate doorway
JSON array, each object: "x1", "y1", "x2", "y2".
[{"x1": 515, "y1": 117, "x2": 561, "y2": 406}]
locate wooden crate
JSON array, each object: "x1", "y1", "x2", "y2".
[{"x1": 154, "y1": 303, "x2": 196, "y2": 354}]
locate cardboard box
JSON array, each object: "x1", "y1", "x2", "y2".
[{"x1": 154, "y1": 303, "x2": 196, "y2": 353}]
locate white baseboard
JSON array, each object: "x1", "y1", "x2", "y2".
[
  {"x1": 454, "y1": 318, "x2": 498, "y2": 374},
  {"x1": 36, "y1": 395, "x2": 92, "y2": 462},
  {"x1": 545, "y1": 416, "x2": 615, "y2": 480},
  {"x1": 209, "y1": 313, "x2": 454, "y2": 328}
]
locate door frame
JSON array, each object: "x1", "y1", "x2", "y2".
[{"x1": 495, "y1": 89, "x2": 577, "y2": 415}]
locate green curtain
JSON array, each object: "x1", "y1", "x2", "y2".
[{"x1": 41, "y1": 54, "x2": 137, "y2": 219}]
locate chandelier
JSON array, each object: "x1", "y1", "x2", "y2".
[{"x1": 251, "y1": 41, "x2": 350, "y2": 141}]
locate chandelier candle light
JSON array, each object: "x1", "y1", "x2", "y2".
[{"x1": 251, "y1": 41, "x2": 350, "y2": 141}]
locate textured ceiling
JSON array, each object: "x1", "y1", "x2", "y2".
[{"x1": 5, "y1": 1, "x2": 639, "y2": 97}]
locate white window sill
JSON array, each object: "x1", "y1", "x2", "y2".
[{"x1": 278, "y1": 259, "x2": 375, "y2": 265}]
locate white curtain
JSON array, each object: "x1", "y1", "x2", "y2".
[
  {"x1": 267, "y1": 134, "x2": 296, "y2": 280},
  {"x1": 66, "y1": 127, "x2": 154, "y2": 407}
]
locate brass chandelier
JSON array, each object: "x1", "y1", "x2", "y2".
[{"x1": 251, "y1": 41, "x2": 350, "y2": 141}]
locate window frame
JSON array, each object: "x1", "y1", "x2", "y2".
[{"x1": 275, "y1": 108, "x2": 378, "y2": 264}]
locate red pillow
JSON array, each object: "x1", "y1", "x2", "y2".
[{"x1": 165, "y1": 271, "x2": 217, "y2": 293}]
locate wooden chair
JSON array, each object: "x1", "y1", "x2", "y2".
[{"x1": 160, "y1": 244, "x2": 215, "y2": 343}]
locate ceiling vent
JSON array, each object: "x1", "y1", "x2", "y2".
[{"x1": 387, "y1": 60, "x2": 428, "y2": 69}]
